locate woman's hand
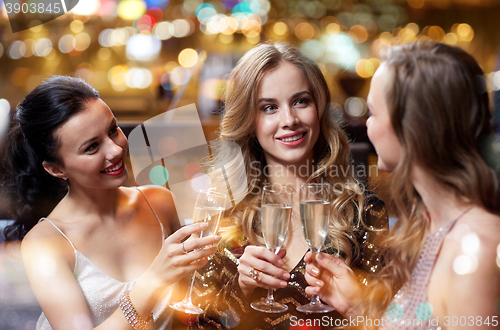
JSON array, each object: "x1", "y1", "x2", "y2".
[
  {"x1": 304, "y1": 252, "x2": 363, "y2": 317},
  {"x1": 141, "y1": 223, "x2": 221, "y2": 289},
  {"x1": 237, "y1": 246, "x2": 290, "y2": 299}
]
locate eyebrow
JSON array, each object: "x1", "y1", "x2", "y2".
[
  {"x1": 78, "y1": 118, "x2": 117, "y2": 151},
  {"x1": 257, "y1": 90, "x2": 311, "y2": 103}
]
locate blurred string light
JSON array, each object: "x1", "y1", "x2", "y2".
[
  {"x1": 322, "y1": 33, "x2": 360, "y2": 70},
  {"x1": 8, "y1": 41, "x2": 26, "y2": 59},
  {"x1": 70, "y1": 20, "x2": 85, "y2": 33},
  {"x1": 33, "y1": 38, "x2": 52, "y2": 57},
  {"x1": 453, "y1": 231, "x2": 481, "y2": 275},
  {"x1": 126, "y1": 34, "x2": 161, "y2": 61},
  {"x1": 58, "y1": 35, "x2": 76, "y2": 53},
  {"x1": 356, "y1": 58, "x2": 380, "y2": 78}
]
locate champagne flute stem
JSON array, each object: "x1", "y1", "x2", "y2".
[
  {"x1": 183, "y1": 272, "x2": 197, "y2": 305},
  {"x1": 265, "y1": 288, "x2": 275, "y2": 305}
]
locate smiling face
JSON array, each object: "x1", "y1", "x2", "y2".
[
  {"x1": 366, "y1": 63, "x2": 402, "y2": 172},
  {"x1": 255, "y1": 61, "x2": 320, "y2": 168},
  {"x1": 50, "y1": 98, "x2": 128, "y2": 190}
]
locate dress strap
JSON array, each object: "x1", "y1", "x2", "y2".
[
  {"x1": 38, "y1": 218, "x2": 77, "y2": 252},
  {"x1": 136, "y1": 187, "x2": 166, "y2": 240}
]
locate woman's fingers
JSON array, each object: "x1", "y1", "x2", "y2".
[
  {"x1": 166, "y1": 223, "x2": 209, "y2": 244},
  {"x1": 238, "y1": 266, "x2": 288, "y2": 288},
  {"x1": 181, "y1": 235, "x2": 221, "y2": 253}
]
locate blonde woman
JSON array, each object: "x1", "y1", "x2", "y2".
[
  {"x1": 190, "y1": 43, "x2": 388, "y2": 329},
  {"x1": 304, "y1": 41, "x2": 500, "y2": 329}
]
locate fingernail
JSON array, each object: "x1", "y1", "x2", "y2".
[
  {"x1": 200, "y1": 222, "x2": 209, "y2": 228},
  {"x1": 277, "y1": 259, "x2": 284, "y2": 267},
  {"x1": 214, "y1": 235, "x2": 221, "y2": 240},
  {"x1": 316, "y1": 280, "x2": 323, "y2": 286},
  {"x1": 317, "y1": 253, "x2": 324, "y2": 260},
  {"x1": 280, "y1": 281, "x2": 287, "y2": 288},
  {"x1": 283, "y1": 272, "x2": 290, "y2": 280},
  {"x1": 311, "y1": 268, "x2": 319, "y2": 276}
]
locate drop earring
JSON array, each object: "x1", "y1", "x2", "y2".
[{"x1": 63, "y1": 177, "x2": 67, "y2": 180}]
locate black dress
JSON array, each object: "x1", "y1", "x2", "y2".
[{"x1": 189, "y1": 193, "x2": 389, "y2": 330}]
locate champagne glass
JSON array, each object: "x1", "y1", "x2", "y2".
[
  {"x1": 296, "y1": 183, "x2": 335, "y2": 313},
  {"x1": 170, "y1": 189, "x2": 227, "y2": 315},
  {"x1": 250, "y1": 184, "x2": 292, "y2": 313}
]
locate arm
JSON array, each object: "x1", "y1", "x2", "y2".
[{"x1": 22, "y1": 222, "x2": 219, "y2": 330}]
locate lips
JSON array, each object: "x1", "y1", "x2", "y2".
[
  {"x1": 276, "y1": 132, "x2": 307, "y2": 146},
  {"x1": 101, "y1": 158, "x2": 124, "y2": 175}
]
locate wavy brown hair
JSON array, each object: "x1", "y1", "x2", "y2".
[
  {"x1": 209, "y1": 42, "x2": 367, "y2": 266},
  {"x1": 363, "y1": 40, "x2": 500, "y2": 319}
]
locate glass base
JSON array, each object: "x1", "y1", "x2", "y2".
[
  {"x1": 251, "y1": 300, "x2": 288, "y2": 313},
  {"x1": 296, "y1": 301, "x2": 335, "y2": 313},
  {"x1": 169, "y1": 301, "x2": 204, "y2": 315}
]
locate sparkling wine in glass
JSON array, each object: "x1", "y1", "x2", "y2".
[
  {"x1": 296, "y1": 183, "x2": 335, "y2": 313},
  {"x1": 170, "y1": 189, "x2": 227, "y2": 315},
  {"x1": 250, "y1": 184, "x2": 292, "y2": 313}
]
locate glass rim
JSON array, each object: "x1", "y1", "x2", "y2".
[{"x1": 262, "y1": 183, "x2": 295, "y2": 193}]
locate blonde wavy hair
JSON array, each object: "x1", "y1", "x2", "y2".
[
  {"x1": 209, "y1": 42, "x2": 367, "y2": 266},
  {"x1": 363, "y1": 40, "x2": 500, "y2": 319}
]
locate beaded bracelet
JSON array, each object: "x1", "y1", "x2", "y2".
[{"x1": 119, "y1": 290, "x2": 154, "y2": 330}]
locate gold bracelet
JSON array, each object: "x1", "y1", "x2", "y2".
[{"x1": 119, "y1": 290, "x2": 154, "y2": 330}]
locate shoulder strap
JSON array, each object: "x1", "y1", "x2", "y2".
[
  {"x1": 136, "y1": 187, "x2": 166, "y2": 240},
  {"x1": 38, "y1": 218, "x2": 77, "y2": 252}
]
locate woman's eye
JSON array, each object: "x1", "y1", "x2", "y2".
[
  {"x1": 262, "y1": 105, "x2": 278, "y2": 112},
  {"x1": 294, "y1": 98, "x2": 309, "y2": 107},
  {"x1": 109, "y1": 125, "x2": 118, "y2": 135},
  {"x1": 85, "y1": 143, "x2": 98, "y2": 153}
]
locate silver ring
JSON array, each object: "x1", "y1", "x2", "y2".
[
  {"x1": 181, "y1": 242, "x2": 187, "y2": 254},
  {"x1": 249, "y1": 268, "x2": 260, "y2": 281}
]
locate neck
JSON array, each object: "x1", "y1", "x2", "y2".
[
  {"x1": 64, "y1": 185, "x2": 121, "y2": 219},
  {"x1": 411, "y1": 165, "x2": 470, "y2": 232},
  {"x1": 264, "y1": 157, "x2": 315, "y2": 190}
]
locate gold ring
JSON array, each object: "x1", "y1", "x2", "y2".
[
  {"x1": 181, "y1": 242, "x2": 187, "y2": 254},
  {"x1": 249, "y1": 269, "x2": 259, "y2": 281}
]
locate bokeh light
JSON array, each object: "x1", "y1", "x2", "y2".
[
  {"x1": 58, "y1": 35, "x2": 76, "y2": 53},
  {"x1": 184, "y1": 162, "x2": 204, "y2": 181},
  {"x1": 190, "y1": 173, "x2": 211, "y2": 192},
  {"x1": 8, "y1": 41, "x2": 26, "y2": 60},
  {"x1": 154, "y1": 21, "x2": 174, "y2": 40},
  {"x1": 70, "y1": 20, "x2": 85, "y2": 33},
  {"x1": 178, "y1": 48, "x2": 198, "y2": 68},
  {"x1": 273, "y1": 22, "x2": 288, "y2": 36},
  {"x1": 125, "y1": 68, "x2": 153, "y2": 89},
  {"x1": 349, "y1": 25, "x2": 368, "y2": 43},
  {"x1": 108, "y1": 65, "x2": 129, "y2": 91},
  {"x1": 461, "y1": 232, "x2": 480, "y2": 254},
  {"x1": 126, "y1": 34, "x2": 161, "y2": 61},
  {"x1": 74, "y1": 33, "x2": 91, "y2": 52},
  {"x1": 457, "y1": 23, "x2": 474, "y2": 42},
  {"x1": 453, "y1": 254, "x2": 478, "y2": 275},
  {"x1": 118, "y1": 0, "x2": 147, "y2": 20},
  {"x1": 170, "y1": 66, "x2": 192, "y2": 86},
  {"x1": 33, "y1": 38, "x2": 53, "y2": 57},
  {"x1": 345, "y1": 97, "x2": 367, "y2": 117},
  {"x1": 149, "y1": 165, "x2": 169, "y2": 185},
  {"x1": 97, "y1": 48, "x2": 112, "y2": 61}
]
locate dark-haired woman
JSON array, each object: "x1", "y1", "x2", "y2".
[
  {"x1": 1, "y1": 76, "x2": 220, "y2": 330},
  {"x1": 304, "y1": 41, "x2": 500, "y2": 329}
]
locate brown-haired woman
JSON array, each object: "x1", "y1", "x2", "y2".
[
  {"x1": 305, "y1": 41, "x2": 500, "y2": 329},
  {"x1": 189, "y1": 42, "x2": 389, "y2": 329}
]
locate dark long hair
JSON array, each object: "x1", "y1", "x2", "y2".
[{"x1": 1, "y1": 76, "x2": 99, "y2": 241}]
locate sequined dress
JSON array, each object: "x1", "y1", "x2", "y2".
[
  {"x1": 380, "y1": 213, "x2": 467, "y2": 330},
  {"x1": 190, "y1": 194, "x2": 388, "y2": 330},
  {"x1": 35, "y1": 189, "x2": 175, "y2": 330}
]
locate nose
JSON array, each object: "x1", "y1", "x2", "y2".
[
  {"x1": 280, "y1": 106, "x2": 300, "y2": 129},
  {"x1": 105, "y1": 137, "x2": 123, "y2": 162}
]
